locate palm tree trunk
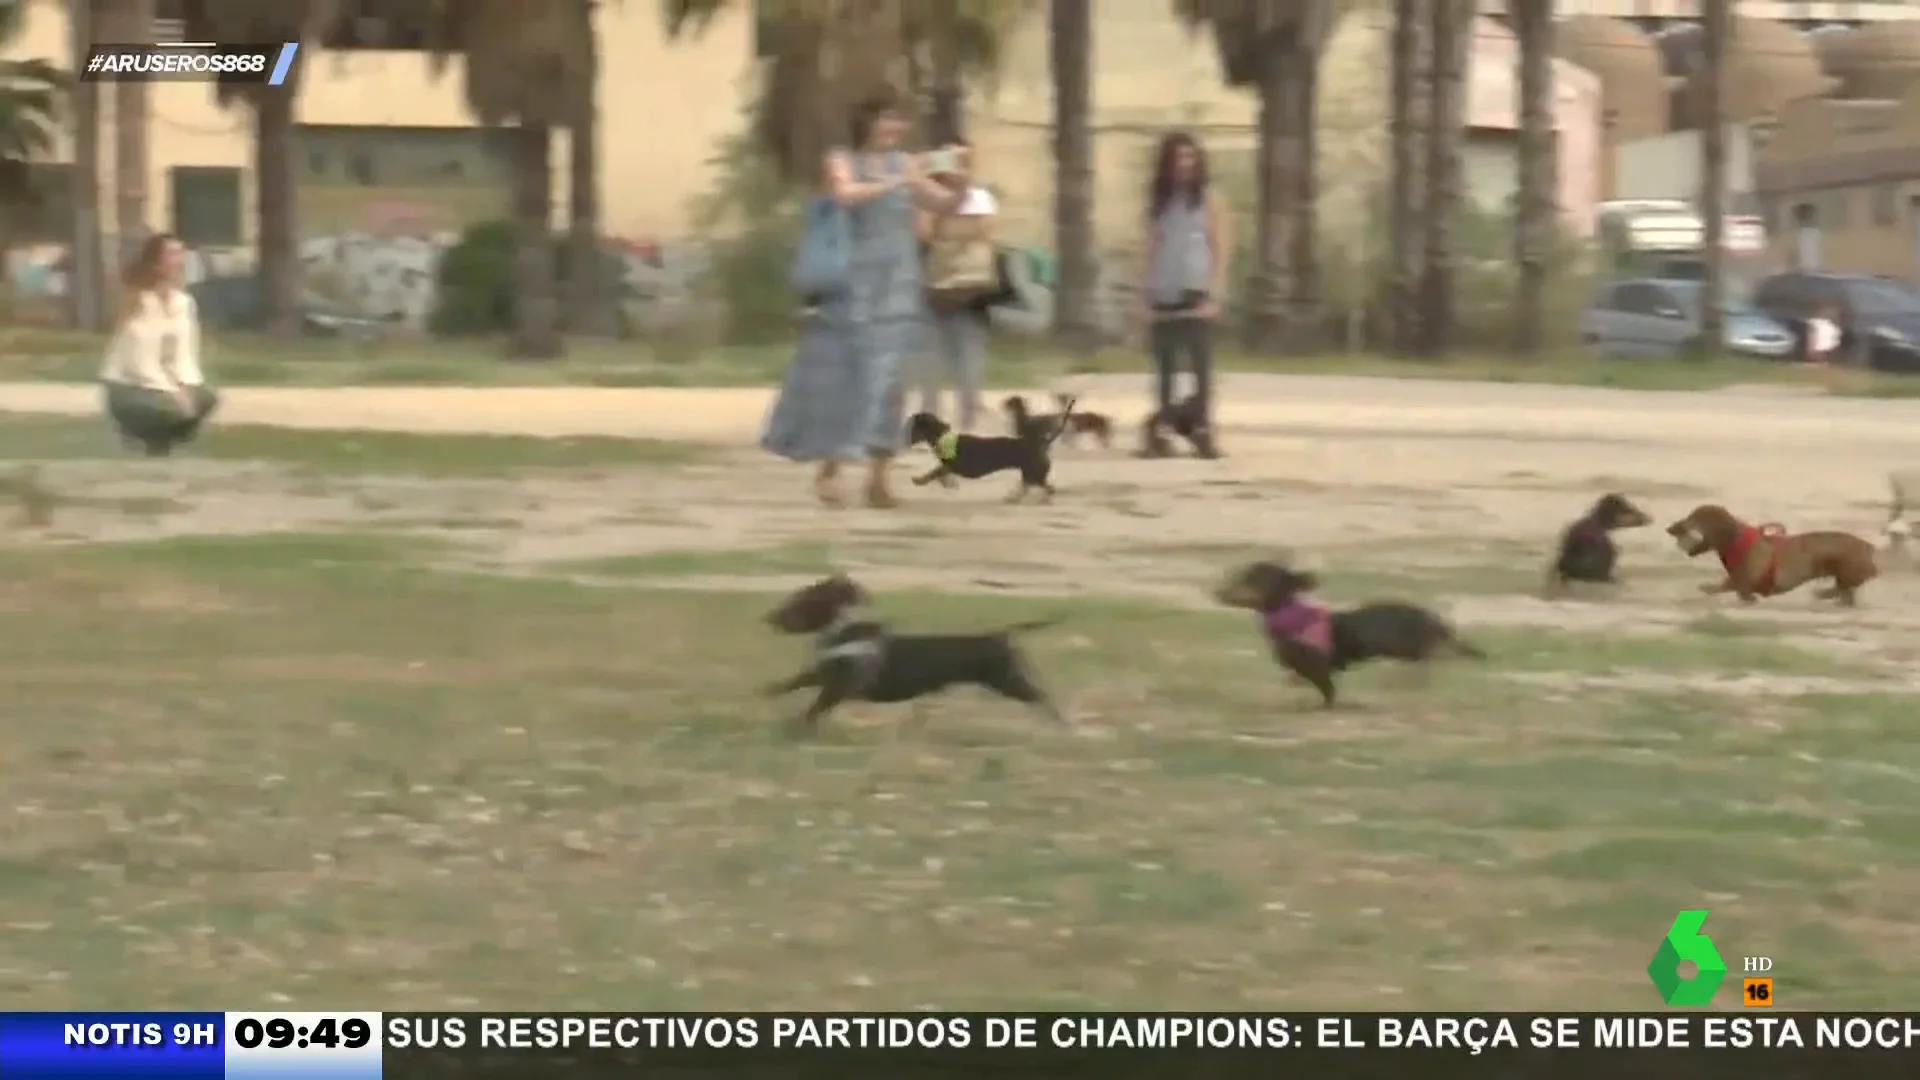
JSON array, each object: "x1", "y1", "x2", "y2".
[
  {"x1": 1386, "y1": 0, "x2": 1427, "y2": 355},
  {"x1": 1048, "y1": 0, "x2": 1097, "y2": 353},
  {"x1": 1417, "y1": 0, "x2": 1470, "y2": 357},
  {"x1": 510, "y1": 123, "x2": 563, "y2": 360},
  {"x1": 255, "y1": 90, "x2": 300, "y2": 339},
  {"x1": 1698, "y1": 0, "x2": 1728, "y2": 360},
  {"x1": 1511, "y1": 0, "x2": 1554, "y2": 357},
  {"x1": 1246, "y1": 20, "x2": 1300, "y2": 355},
  {"x1": 254, "y1": 0, "x2": 335, "y2": 341},
  {"x1": 69, "y1": 0, "x2": 106, "y2": 331},
  {"x1": 112, "y1": 0, "x2": 152, "y2": 270},
  {"x1": 1285, "y1": 1, "x2": 1336, "y2": 353},
  {"x1": 927, "y1": 0, "x2": 963, "y2": 143},
  {"x1": 564, "y1": 0, "x2": 604, "y2": 334}
]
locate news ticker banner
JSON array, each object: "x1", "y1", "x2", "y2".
[
  {"x1": 3, "y1": 1012, "x2": 1919, "y2": 1080},
  {"x1": 79, "y1": 43, "x2": 300, "y2": 85}
]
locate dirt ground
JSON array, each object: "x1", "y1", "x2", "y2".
[{"x1": 6, "y1": 373, "x2": 1917, "y2": 636}]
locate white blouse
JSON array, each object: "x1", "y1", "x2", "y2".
[{"x1": 100, "y1": 289, "x2": 205, "y2": 389}]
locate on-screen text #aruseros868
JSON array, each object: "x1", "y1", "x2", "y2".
[{"x1": 79, "y1": 43, "x2": 295, "y2": 84}]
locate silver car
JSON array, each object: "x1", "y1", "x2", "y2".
[{"x1": 1580, "y1": 278, "x2": 1797, "y2": 359}]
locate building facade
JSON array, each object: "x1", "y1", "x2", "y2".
[{"x1": 4, "y1": 2, "x2": 1600, "y2": 326}]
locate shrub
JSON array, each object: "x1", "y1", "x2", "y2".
[
  {"x1": 430, "y1": 220, "x2": 516, "y2": 337},
  {"x1": 429, "y1": 220, "x2": 575, "y2": 337}
]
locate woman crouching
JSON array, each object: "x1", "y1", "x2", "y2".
[{"x1": 100, "y1": 234, "x2": 219, "y2": 457}]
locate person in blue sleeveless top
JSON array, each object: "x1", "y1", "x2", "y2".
[
  {"x1": 761, "y1": 93, "x2": 965, "y2": 508},
  {"x1": 1135, "y1": 131, "x2": 1231, "y2": 458}
]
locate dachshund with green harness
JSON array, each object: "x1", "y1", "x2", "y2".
[{"x1": 905, "y1": 395, "x2": 1075, "y2": 504}]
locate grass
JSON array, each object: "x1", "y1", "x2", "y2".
[
  {"x1": 552, "y1": 540, "x2": 918, "y2": 579},
  {"x1": 0, "y1": 412, "x2": 711, "y2": 475},
  {"x1": 6, "y1": 325, "x2": 1914, "y2": 395},
  {"x1": 2, "y1": 531, "x2": 1915, "y2": 1010}
]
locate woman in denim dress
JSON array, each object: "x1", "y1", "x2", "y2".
[{"x1": 762, "y1": 94, "x2": 964, "y2": 508}]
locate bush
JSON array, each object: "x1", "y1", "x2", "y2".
[
  {"x1": 429, "y1": 220, "x2": 576, "y2": 337},
  {"x1": 430, "y1": 220, "x2": 516, "y2": 337}
]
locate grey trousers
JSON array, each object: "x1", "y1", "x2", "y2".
[
  {"x1": 104, "y1": 382, "x2": 219, "y2": 455},
  {"x1": 917, "y1": 310, "x2": 989, "y2": 432},
  {"x1": 1150, "y1": 316, "x2": 1214, "y2": 420}
]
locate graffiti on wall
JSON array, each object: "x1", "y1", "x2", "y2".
[
  {"x1": 5, "y1": 221, "x2": 1125, "y2": 339},
  {"x1": 6, "y1": 229, "x2": 716, "y2": 335}
]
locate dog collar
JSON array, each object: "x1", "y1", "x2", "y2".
[
  {"x1": 934, "y1": 431, "x2": 960, "y2": 461},
  {"x1": 817, "y1": 606, "x2": 886, "y2": 662}
]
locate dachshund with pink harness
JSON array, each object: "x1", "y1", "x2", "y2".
[{"x1": 1214, "y1": 560, "x2": 1484, "y2": 707}]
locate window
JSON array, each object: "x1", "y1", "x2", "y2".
[
  {"x1": 1591, "y1": 284, "x2": 1622, "y2": 311},
  {"x1": 170, "y1": 166, "x2": 242, "y2": 247},
  {"x1": 293, "y1": 126, "x2": 511, "y2": 189},
  {"x1": 1824, "y1": 190, "x2": 1851, "y2": 231},
  {"x1": 1613, "y1": 283, "x2": 1664, "y2": 316},
  {"x1": 1872, "y1": 184, "x2": 1899, "y2": 227},
  {"x1": 2, "y1": 163, "x2": 72, "y2": 244}
]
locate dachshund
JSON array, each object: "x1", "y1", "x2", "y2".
[
  {"x1": 1666, "y1": 503, "x2": 1878, "y2": 606},
  {"x1": 1548, "y1": 492, "x2": 1654, "y2": 593},
  {"x1": 907, "y1": 395, "x2": 1073, "y2": 503},
  {"x1": 1020, "y1": 392, "x2": 1113, "y2": 449},
  {"x1": 761, "y1": 573, "x2": 1067, "y2": 736},
  {"x1": 1887, "y1": 470, "x2": 1917, "y2": 551},
  {"x1": 1138, "y1": 393, "x2": 1219, "y2": 459},
  {"x1": 1213, "y1": 559, "x2": 1485, "y2": 707}
]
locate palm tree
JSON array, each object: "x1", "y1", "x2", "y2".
[
  {"x1": 1697, "y1": 0, "x2": 1729, "y2": 360},
  {"x1": 110, "y1": 0, "x2": 151, "y2": 267},
  {"x1": 1048, "y1": 0, "x2": 1096, "y2": 352},
  {"x1": 0, "y1": 1, "x2": 62, "y2": 294},
  {"x1": 177, "y1": 0, "x2": 340, "y2": 341},
  {"x1": 921, "y1": 0, "x2": 964, "y2": 142},
  {"x1": 1510, "y1": 0, "x2": 1553, "y2": 357},
  {"x1": 564, "y1": 0, "x2": 603, "y2": 334},
  {"x1": 1177, "y1": 0, "x2": 1339, "y2": 354},
  {"x1": 665, "y1": 0, "x2": 909, "y2": 188},
  {"x1": 1415, "y1": 0, "x2": 1468, "y2": 356},
  {"x1": 65, "y1": 0, "x2": 106, "y2": 330},
  {"x1": 436, "y1": 0, "x2": 600, "y2": 359},
  {"x1": 1385, "y1": 0, "x2": 1426, "y2": 355}
]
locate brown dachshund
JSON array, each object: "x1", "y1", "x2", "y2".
[{"x1": 1665, "y1": 504, "x2": 1878, "y2": 606}]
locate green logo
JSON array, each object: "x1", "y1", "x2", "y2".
[{"x1": 1647, "y1": 909, "x2": 1728, "y2": 1006}]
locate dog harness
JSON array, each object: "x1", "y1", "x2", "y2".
[
  {"x1": 1261, "y1": 600, "x2": 1332, "y2": 655},
  {"x1": 934, "y1": 431, "x2": 960, "y2": 462},
  {"x1": 1718, "y1": 524, "x2": 1784, "y2": 596}
]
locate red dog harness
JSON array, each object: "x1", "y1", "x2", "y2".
[{"x1": 1718, "y1": 524, "x2": 1785, "y2": 596}]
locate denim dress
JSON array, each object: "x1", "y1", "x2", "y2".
[{"x1": 762, "y1": 151, "x2": 924, "y2": 461}]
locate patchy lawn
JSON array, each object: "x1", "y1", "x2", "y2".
[{"x1": 2, "y1": 533, "x2": 1914, "y2": 1010}]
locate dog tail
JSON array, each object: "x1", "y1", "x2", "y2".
[
  {"x1": 1445, "y1": 633, "x2": 1487, "y2": 660},
  {"x1": 1044, "y1": 396, "x2": 1077, "y2": 448},
  {"x1": 1000, "y1": 618, "x2": 1061, "y2": 637}
]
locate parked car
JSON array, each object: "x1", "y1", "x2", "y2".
[
  {"x1": 1751, "y1": 270, "x2": 1920, "y2": 374},
  {"x1": 1580, "y1": 278, "x2": 1796, "y2": 360}
]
